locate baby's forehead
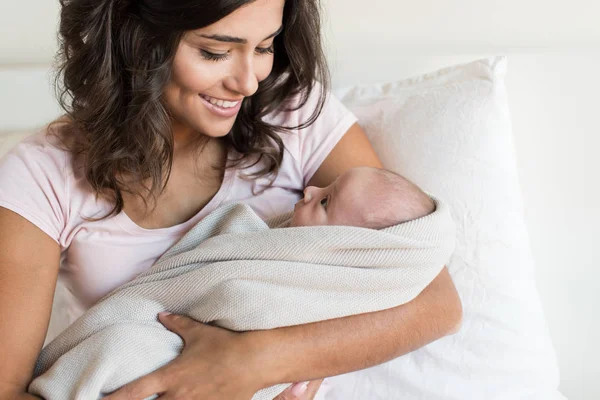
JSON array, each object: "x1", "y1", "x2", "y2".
[
  {"x1": 336, "y1": 171, "x2": 381, "y2": 211},
  {"x1": 339, "y1": 168, "x2": 382, "y2": 192}
]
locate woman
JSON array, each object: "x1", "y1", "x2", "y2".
[{"x1": 0, "y1": 0, "x2": 462, "y2": 399}]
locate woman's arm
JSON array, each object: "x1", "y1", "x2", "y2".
[
  {"x1": 249, "y1": 123, "x2": 463, "y2": 387},
  {"x1": 0, "y1": 207, "x2": 60, "y2": 399}
]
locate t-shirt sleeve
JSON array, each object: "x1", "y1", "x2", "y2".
[
  {"x1": 295, "y1": 82, "x2": 358, "y2": 187},
  {"x1": 0, "y1": 134, "x2": 67, "y2": 244}
]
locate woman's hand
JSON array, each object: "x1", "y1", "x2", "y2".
[
  {"x1": 103, "y1": 312, "x2": 322, "y2": 400},
  {"x1": 104, "y1": 312, "x2": 263, "y2": 400},
  {"x1": 273, "y1": 380, "x2": 325, "y2": 400}
]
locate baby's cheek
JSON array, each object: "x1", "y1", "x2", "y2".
[
  {"x1": 291, "y1": 211, "x2": 313, "y2": 227},
  {"x1": 289, "y1": 212, "x2": 302, "y2": 227}
]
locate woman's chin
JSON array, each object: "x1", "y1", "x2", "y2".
[{"x1": 198, "y1": 126, "x2": 233, "y2": 139}]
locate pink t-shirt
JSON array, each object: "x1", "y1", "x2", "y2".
[{"x1": 0, "y1": 83, "x2": 358, "y2": 324}]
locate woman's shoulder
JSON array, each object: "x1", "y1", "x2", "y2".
[
  {"x1": 0, "y1": 118, "x2": 81, "y2": 243},
  {"x1": 6, "y1": 118, "x2": 76, "y2": 164},
  {"x1": 1, "y1": 122, "x2": 73, "y2": 180},
  {"x1": 263, "y1": 80, "x2": 356, "y2": 133},
  {"x1": 0, "y1": 116, "x2": 93, "y2": 213},
  {"x1": 263, "y1": 80, "x2": 326, "y2": 122},
  {"x1": 251, "y1": 80, "x2": 357, "y2": 187}
]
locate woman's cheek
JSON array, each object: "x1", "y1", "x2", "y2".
[{"x1": 184, "y1": 64, "x2": 223, "y2": 92}]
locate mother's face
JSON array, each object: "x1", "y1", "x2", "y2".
[{"x1": 163, "y1": 0, "x2": 285, "y2": 139}]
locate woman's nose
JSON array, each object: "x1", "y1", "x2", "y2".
[{"x1": 229, "y1": 57, "x2": 259, "y2": 97}]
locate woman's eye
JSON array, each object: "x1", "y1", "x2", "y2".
[
  {"x1": 200, "y1": 45, "x2": 274, "y2": 62},
  {"x1": 256, "y1": 45, "x2": 275, "y2": 55},
  {"x1": 320, "y1": 197, "x2": 328, "y2": 208},
  {"x1": 200, "y1": 50, "x2": 229, "y2": 62}
]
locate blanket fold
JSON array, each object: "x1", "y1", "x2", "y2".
[{"x1": 29, "y1": 196, "x2": 455, "y2": 400}]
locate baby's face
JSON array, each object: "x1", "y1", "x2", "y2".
[{"x1": 289, "y1": 167, "x2": 375, "y2": 227}]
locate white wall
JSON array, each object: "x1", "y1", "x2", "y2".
[
  {"x1": 2, "y1": 0, "x2": 600, "y2": 65},
  {"x1": 0, "y1": 0, "x2": 60, "y2": 64},
  {"x1": 325, "y1": 0, "x2": 600, "y2": 45},
  {"x1": 1, "y1": 1, "x2": 599, "y2": 399},
  {"x1": 506, "y1": 54, "x2": 600, "y2": 399}
]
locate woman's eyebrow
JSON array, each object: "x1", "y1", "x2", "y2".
[{"x1": 195, "y1": 25, "x2": 284, "y2": 44}]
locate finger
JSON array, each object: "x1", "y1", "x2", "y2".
[
  {"x1": 273, "y1": 385, "x2": 298, "y2": 400},
  {"x1": 158, "y1": 312, "x2": 201, "y2": 338},
  {"x1": 282, "y1": 379, "x2": 325, "y2": 400},
  {"x1": 302, "y1": 379, "x2": 325, "y2": 400},
  {"x1": 273, "y1": 380, "x2": 314, "y2": 400},
  {"x1": 103, "y1": 374, "x2": 164, "y2": 400},
  {"x1": 290, "y1": 382, "x2": 310, "y2": 397}
]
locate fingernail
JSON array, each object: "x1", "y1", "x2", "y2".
[
  {"x1": 158, "y1": 312, "x2": 172, "y2": 317},
  {"x1": 303, "y1": 193, "x2": 312, "y2": 203},
  {"x1": 291, "y1": 381, "x2": 309, "y2": 396}
]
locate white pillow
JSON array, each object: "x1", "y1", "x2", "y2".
[{"x1": 321, "y1": 56, "x2": 565, "y2": 400}]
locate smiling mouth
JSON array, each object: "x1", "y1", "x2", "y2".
[
  {"x1": 199, "y1": 94, "x2": 243, "y2": 118},
  {"x1": 200, "y1": 94, "x2": 242, "y2": 109}
]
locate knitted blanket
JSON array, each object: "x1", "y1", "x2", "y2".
[{"x1": 28, "y1": 197, "x2": 455, "y2": 400}]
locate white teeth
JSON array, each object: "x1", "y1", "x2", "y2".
[{"x1": 202, "y1": 95, "x2": 239, "y2": 109}]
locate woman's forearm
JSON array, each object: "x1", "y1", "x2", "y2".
[
  {"x1": 247, "y1": 266, "x2": 462, "y2": 388},
  {"x1": 0, "y1": 386, "x2": 42, "y2": 400}
]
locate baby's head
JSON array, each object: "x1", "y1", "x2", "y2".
[{"x1": 289, "y1": 167, "x2": 435, "y2": 229}]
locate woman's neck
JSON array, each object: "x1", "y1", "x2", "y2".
[
  {"x1": 169, "y1": 118, "x2": 228, "y2": 180},
  {"x1": 172, "y1": 122, "x2": 203, "y2": 153}
]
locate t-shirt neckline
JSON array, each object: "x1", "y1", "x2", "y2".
[{"x1": 114, "y1": 153, "x2": 236, "y2": 236}]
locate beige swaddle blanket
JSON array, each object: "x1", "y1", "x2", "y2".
[{"x1": 29, "y1": 197, "x2": 455, "y2": 400}]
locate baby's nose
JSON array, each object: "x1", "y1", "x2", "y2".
[{"x1": 303, "y1": 187, "x2": 317, "y2": 203}]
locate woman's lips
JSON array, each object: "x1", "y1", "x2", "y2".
[{"x1": 199, "y1": 94, "x2": 243, "y2": 118}]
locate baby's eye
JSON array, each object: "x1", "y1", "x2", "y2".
[{"x1": 320, "y1": 197, "x2": 328, "y2": 208}]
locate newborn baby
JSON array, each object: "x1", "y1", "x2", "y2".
[
  {"x1": 290, "y1": 166, "x2": 435, "y2": 229},
  {"x1": 288, "y1": 166, "x2": 436, "y2": 397}
]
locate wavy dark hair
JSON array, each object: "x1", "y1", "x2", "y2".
[{"x1": 51, "y1": 0, "x2": 330, "y2": 218}]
